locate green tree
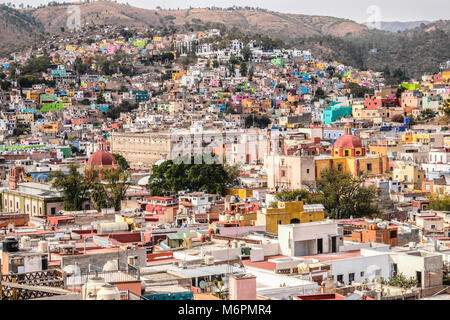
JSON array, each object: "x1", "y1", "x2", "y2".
[
  {"x1": 104, "y1": 168, "x2": 131, "y2": 211},
  {"x1": 428, "y1": 192, "x2": 450, "y2": 211},
  {"x1": 96, "y1": 93, "x2": 106, "y2": 104},
  {"x1": 419, "y1": 109, "x2": 436, "y2": 121},
  {"x1": 113, "y1": 153, "x2": 130, "y2": 171},
  {"x1": 241, "y1": 46, "x2": 252, "y2": 62},
  {"x1": 387, "y1": 273, "x2": 418, "y2": 289},
  {"x1": 275, "y1": 189, "x2": 310, "y2": 202},
  {"x1": 80, "y1": 99, "x2": 91, "y2": 105},
  {"x1": 239, "y1": 62, "x2": 247, "y2": 76},
  {"x1": 147, "y1": 155, "x2": 233, "y2": 196},
  {"x1": 87, "y1": 171, "x2": 109, "y2": 211},
  {"x1": 49, "y1": 164, "x2": 91, "y2": 211},
  {"x1": 305, "y1": 168, "x2": 378, "y2": 219},
  {"x1": 443, "y1": 262, "x2": 450, "y2": 286},
  {"x1": 440, "y1": 99, "x2": 450, "y2": 118}
]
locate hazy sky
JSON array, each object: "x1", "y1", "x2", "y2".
[{"x1": 2, "y1": 0, "x2": 450, "y2": 23}]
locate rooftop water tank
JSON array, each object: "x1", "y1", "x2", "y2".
[
  {"x1": 20, "y1": 236, "x2": 31, "y2": 249},
  {"x1": 103, "y1": 260, "x2": 119, "y2": 272},
  {"x1": 96, "y1": 284, "x2": 121, "y2": 300},
  {"x1": 38, "y1": 240, "x2": 49, "y2": 253},
  {"x1": 82, "y1": 276, "x2": 106, "y2": 300},
  {"x1": 97, "y1": 222, "x2": 129, "y2": 235}
]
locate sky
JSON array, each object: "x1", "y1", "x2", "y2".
[{"x1": 2, "y1": 0, "x2": 450, "y2": 23}]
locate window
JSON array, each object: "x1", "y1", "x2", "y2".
[
  {"x1": 360, "y1": 271, "x2": 364, "y2": 277},
  {"x1": 349, "y1": 273, "x2": 355, "y2": 283},
  {"x1": 337, "y1": 274, "x2": 344, "y2": 283},
  {"x1": 281, "y1": 170, "x2": 286, "y2": 177},
  {"x1": 278, "y1": 220, "x2": 282, "y2": 225},
  {"x1": 431, "y1": 224, "x2": 435, "y2": 229},
  {"x1": 366, "y1": 163, "x2": 372, "y2": 172},
  {"x1": 306, "y1": 169, "x2": 310, "y2": 174},
  {"x1": 344, "y1": 150, "x2": 349, "y2": 157}
]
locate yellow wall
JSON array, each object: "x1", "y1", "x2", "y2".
[{"x1": 257, "y1": 201, "x2": 324, "y2": 234}]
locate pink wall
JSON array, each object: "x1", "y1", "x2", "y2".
[{"x1": 229, "y1": 276, "x2": 257, "y2": 300}]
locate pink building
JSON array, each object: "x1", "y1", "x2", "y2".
[{"x1": 228, "y1": 274, "x2": 257, "y2": 300}]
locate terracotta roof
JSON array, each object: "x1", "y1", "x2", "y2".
[
  {"x1": 333, "y1": 135, "x2": 363, "y2": 149},
  {"x1": 87, "y1": 150, "x2": 117, "y2": 166}
]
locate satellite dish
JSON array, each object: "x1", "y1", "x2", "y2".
[{"x1": 199, "y1": 280, "x2": 206, "y2": 289}]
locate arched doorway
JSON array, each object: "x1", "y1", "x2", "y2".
[{"x1": 290, "y1": 218, "x2": 300, "y2": 224}]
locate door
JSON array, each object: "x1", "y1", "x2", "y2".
[
  {"x1": 416, "y1": 271, "x2": 422, "y2": 287},
  {"x1": 317, "y1": 238, "x2": 323, "y2": 254},
  {"x1": 331, "y1": 236, "x2": 337, "y2": 253}
]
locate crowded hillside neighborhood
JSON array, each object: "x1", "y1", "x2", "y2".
[{"x1": 0, "y1": 22, "x2": 450, "y2": 302}]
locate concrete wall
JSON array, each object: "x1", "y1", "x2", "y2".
[
  {"x1": 329, "y1": 254, "x2": 391, "y2": 285},
  {"x1": 396, "y1": 252, "x2": 443, "y2": 288},
  {"x1": 210, "y1": 248, "x2": 242, "y2": 262},
  {"x1": 217, "y1": 226, "x2": 265, "y2": 236},
  {"x1": 59, "y1": 248, "x2": 147, "y2": 272},
  {"x1": 229, "y1": 276, "x2": 257, "y2": 300},
  {"x1": 279, "y1": 223, "x2": 339, "y2": 256}
]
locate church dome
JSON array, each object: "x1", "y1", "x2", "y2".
[
  {"x1": 333, "y1": 135, "x2": 363, "y2": 149},
  {"x1": 87, "y1": 150, "x2": 117, "y2": 166}
]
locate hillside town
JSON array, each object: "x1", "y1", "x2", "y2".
[{"x1": 0, "y1": 22, "x2": 449, "y2": 302}]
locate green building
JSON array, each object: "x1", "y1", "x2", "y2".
[{"x1": 322, "y1": 103, "x2": 352, "y2": 125}]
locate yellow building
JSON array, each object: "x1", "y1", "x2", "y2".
[
  {"x1": 256, "y1": 200, "x2": 324, "y2": 234},
  {"x1": 315, "y1": 123, "x2": 388, "y2": 178},
  {"x1": 393, "y1": 162, "x2": 426, "y2": 191},
  {"x1": 443, "y1": 71, "x2": 450, "y2": 82},
  {"x1": 401, "y1": 133, "x2": 430, "y2": 144},
  {"x1": 172, "y1": 70, "x2": 185, "y2": 80},
  {"x1": 38, "y1": 122, "x2": 62, "y2": 134},
  {"x1": 26, "y1": 91, "x2": 42, "y2": 104}
]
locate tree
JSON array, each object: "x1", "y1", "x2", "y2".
[
  {"x1": 428, "y1": 192, "x2": 450, "y2": 211},
  {"x1": 386, "y1": 273, "x2": 418, "y2": 289},
  {"x1": 96, "y1": 93, "x2": 106, "y2": 104},
  {"x1": 104, "y1": 168, "x2": 131, "y2": 211},
  {"x1": 419, "y1": 109, "x2": 435, "y2": 121},
  {"x1": 113, "y1": 153, "x2": 130, "y2": 171},
  {"x1": 305, "y1": 168, "x2": 378, "y2": 219},
  {"x1": 241, "y1": 46, "x2": 252, "y2": 62},
  {"x1": 49, "y1": 164, "x2": 91, "y2": 211},
  {"x1": 315, "y1": 87, "x2": 326, "y2": 99},
  {"x1": 275, "y1": 189, "x2": 310, "y2": 202},
  {"x1": 443, "y1": 262, "x2": 450, "y2": 286},
  {"x1": 347, "y1": 82, "x2": 374, "y2": 98},
  {"x1": 147, "y1": 155, "x2": 234, "y2": 196},
  {"x1": 88, "y1": 173, "x2": 109, "y2": 211},
  {"x1": 440, "y1": 99, "x2": 450, "y2": 118},
  {"x1": 245, "y1": 114, "x2": 271, "y2": 129},
  {"x1": 239, "y1": 62, "x2": 247, "y2": 77}
]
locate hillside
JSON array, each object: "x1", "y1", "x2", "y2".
[
  {"x1": 0, "y1": 5, "x2": 43, "y2": 56},
  {"x1": 368, "y1": 21, "x2": 432, "y2": 33},
  {"x1": 0, "y1": 2, "x2": 448, "y2": 79},
  {"x1": 29, "y1": 2, "x2": 368, "y2": 39}
]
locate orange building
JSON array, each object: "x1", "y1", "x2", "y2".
[{"x1": 344, "y1": 222, "x2": 398, "y2": 246}]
